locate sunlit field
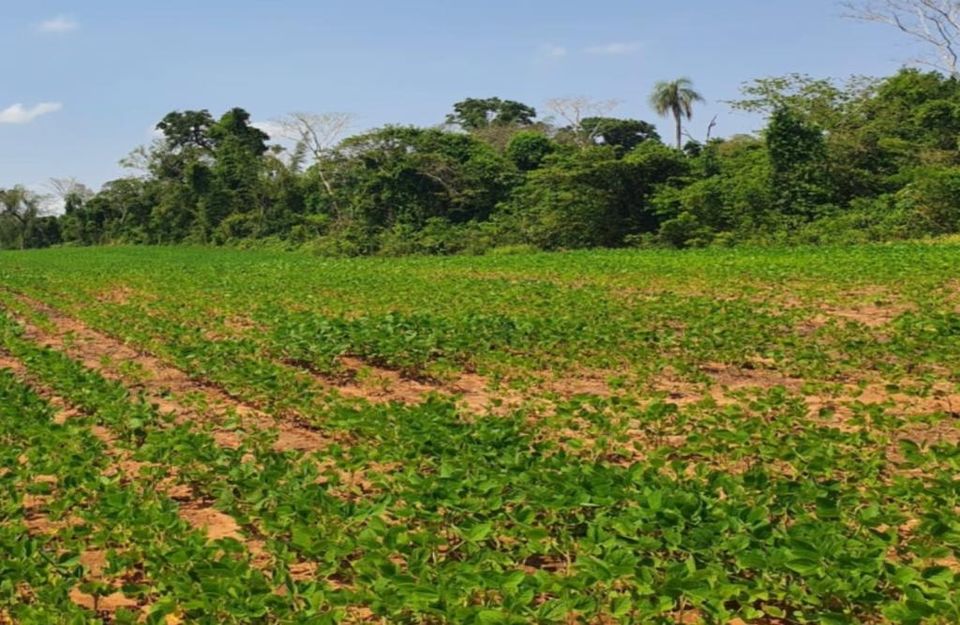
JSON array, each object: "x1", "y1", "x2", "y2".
[{"x1": 1, "y1": 243, "x2": 959, "y2": 624}]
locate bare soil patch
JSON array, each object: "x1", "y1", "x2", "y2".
[
  {"x1": 79, "y1": 549, "x2": 109, "y2": 577},
  {"x1": 93, "y1": 286, "x2": 145, "y2": 306},
  {"x1": 337, "y1": 356, "x2": 438, "y2": 404},
  {"x1": 68, "y1": 587, "x2": 138, "y2": 612},
  {"x1": 288, "y1": 561, "x2": 318, "y2": 581},
  {"x1": 332, "y1": 356, "x2": 519, "y2": 414},
  {"x1": 179, "y1": 504, "x2": 244, "y2": 541},
  {"x1": 809, "y1": 380, "x2": 960, "y2": 430},
  {"x1": 649, "y1": 362, "x2": 804, "y2": 407},
  {"x1": 701, "y1": 362, "x2": 805, "y2": 393},
  {"x1": 814, "y1": 299, "x2": 913, "y2": 329},
  {"x1": 545, "y1": 370, "x2": 616, "y2": 397}
]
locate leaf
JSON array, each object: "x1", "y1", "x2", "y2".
[
  {"x1": 476, "y1": 609, "x2": 508, "y2": 625},
  {"x1": 463, "y1": 522, "x2": 493, "y2": 543},
  {"x1": 646, "y1": 490, "x2": 663, "y2": 512},
  {"x1": 785, "y1": 557, "x2": 821, "y2": 576},
  {"x1": 502, "y1": 570, "x2": 526, "y2": 593}
]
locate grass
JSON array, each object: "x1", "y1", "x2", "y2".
[{"x1": 0, "y1": 243, "x2": 958, "y2": 624}]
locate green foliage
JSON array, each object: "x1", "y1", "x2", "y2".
[
  {"x1": 581, "y1": 117, "x2": 661, "y2": 152},
  {"x1": 331, "y1": 126, "x2": 516, "y2": 230},
  {"x1": 895, "y1": 166, "x2": 960, "y2": 234},
  {"x1": 156, "y1": 109, "x2": 217, "y2": 151},
  {"x1": 766, "y1": 107, "x2": 832, "y2": 220},
  {"x1": 505, "y1": 131, "x2": 556, "y2": 171},
  {"x1": 375, "y1": 217, "x2": 490, "y2": 256},
  {"x1": 650, "y1": 78, "x2": 704, "y2": 149},
  {"x1": 729, "y1": 73, "x2": 877, "y2": 129},
  {"x1": 0, "y1": 187, "x2": 57, "y2": 250},
  {"x1": 4, "y1": 243, "x2": 960, "y2": 621},
  {"x1": 446, "y1": 97, "x2": 537, "y2": 131},
  {"x1": 657, "y1": 211, "x2": 713, "y2": 248},
  {"x1": 499, "y1": 144, "x2": 688, "y2": 249},
  {"x1": 13, "y1": 70, "x2": 960, "y2": 253}
]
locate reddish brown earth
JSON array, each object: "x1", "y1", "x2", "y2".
[{"x1": 6, "y1": 294, "x2": 334, "y2": 453}]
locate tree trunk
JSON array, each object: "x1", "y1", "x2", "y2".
[
  {"x1": 314, "y1": 162, "x2": 342, "y2": 224},
  {"x1": 675, "y1": 114, "x2": 682, "y2": 151}
]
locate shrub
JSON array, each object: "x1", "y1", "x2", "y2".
[
  {"x1": 505, "y1": 131, "x2": 555, "y2": 171},
  {"x1": 896, "y1": 166, "x2": 960, "y2": 234},
  {"x1": 658, "y1": 211, "x2": 714, "y2": 248}
]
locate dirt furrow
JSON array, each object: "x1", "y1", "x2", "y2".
[
  {"x1": 4, "y1": 294, "x2": 333, "y2": 453},
  {"x1": 0, "y1": 351, "x2": 245, "y2": 540},
  {"x1": 66, "y1": 286, "x2": 511, "y2": 413},
  {"x1": 8, "y1": 289, "x2": 607, "y2": 417},
  {"x1": 0, "y1": 350, "x2": 277, "y2": 615},
  {"x1": 331, "y1": 355, "x2": 512, "y2": 413}
]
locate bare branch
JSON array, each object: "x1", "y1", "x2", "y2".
[
  {"x1": 706, "y1": 115, "x2": 719, "y2": 142},
  {"x1": 276, "y1": 112, "x2": 354, "y2": 162},
  {"x1": 680, "y1": 115, "x2": 719, "y2": 146},
  {"x1": 46, "y1": 177, "x2": 93, "y2": 201},
  {"x1": 545, "y1": 97, "x2": 620, "y2": 147},
  {"x1": 119, "y1": 143, "x2": 159, "y2": 177},
  {"x1": 841, "y1": 0, "x2": 960, "y2": 75},
  {"x1": 275, "y1": 112, "x2": 354, "y2": 221}
]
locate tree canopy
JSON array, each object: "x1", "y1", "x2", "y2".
[
  {"x1": 446, "y1": 98, "x2": 538, "y2": 131},
  {"x1": 8, "y1": 68, "x2": 960, "y2": 254}
]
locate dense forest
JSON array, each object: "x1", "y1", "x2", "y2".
[{"x1": 5, "y1": 68, "x2": 960, "y2": 254}]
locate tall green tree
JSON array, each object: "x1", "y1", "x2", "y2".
[
  {"x1": 766, "y1": 107, "x2": 830, "y2": 220},
  {"x1": 332, "y1": 126, "x2": 515, "y2": 229},
  {"x1": 579, "y1": 117, "x2": 660, "y2": 152},
  {"x1": 446, "y1": 98, "x2": 537, "y2": 131},
  {"x1": 650, "y1": 78, "x2": 704, "y2": 150},
  {"x1": 0, "y1": 187, "x2": 46, "y2": 250},
  {"x1": 34, "y1": 67, "x2": 960, "y2": 254},
  {"x1": 156, "y1": 109, "x2": 217, "y2": 152},
  {"x1": 499, "y1": 142, "x2": 688, "y2": 249}
]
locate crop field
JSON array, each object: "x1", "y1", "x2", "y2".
[{"x1": 1, "y1": 244, "x2": 960, "y2": 624}]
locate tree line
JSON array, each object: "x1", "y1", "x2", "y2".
[{"x1": 5, "y1": 68, "x2": 960, "y2": 254}]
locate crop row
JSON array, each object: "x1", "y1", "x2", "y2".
[
  {"x1": 0, "y1": 367, "x2": 281, "y2": 624},
  {"x1": 2, "y1": 306, "x2": 959, "y2": 623},
  {"x1": 4, "y1": 254, "x2": 959, "y2": 404}
]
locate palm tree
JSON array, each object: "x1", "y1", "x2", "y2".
[{"x1": 649, "y1": 78, "x2": 704, "y2": 150}]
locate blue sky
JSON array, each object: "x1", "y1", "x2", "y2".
[{"x1": 1, "y1": 0, "x2": 925, "y2": 191}]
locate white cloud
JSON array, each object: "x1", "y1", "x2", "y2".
[
  {"x1": 38, "y1": 15, "x2": 79, "y2": 33},
  {"x1": 537, "y1": 43, "x2": 568, "y2": 60},
  {"x1": 0, "y1": 102, "x2": 63, "y2": 124},
  {"x1": 585, "y1": 42, "x2": 642, "y2": 56}
]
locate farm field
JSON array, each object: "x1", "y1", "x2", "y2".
[{"x1": 1, "y1": 244, "x2": 959, "y2": 624}]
